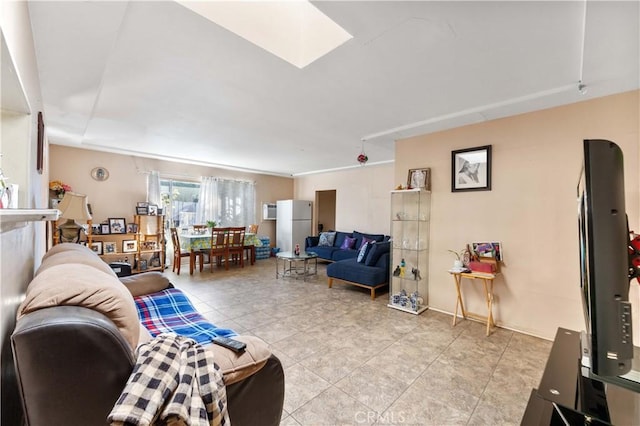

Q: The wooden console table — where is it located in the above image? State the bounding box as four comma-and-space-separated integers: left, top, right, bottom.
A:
449, 270, 497, 336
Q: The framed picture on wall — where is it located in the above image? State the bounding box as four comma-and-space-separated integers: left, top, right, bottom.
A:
451, 145, 492, 192
36, 112, 44, 174
100, 223, 110, 235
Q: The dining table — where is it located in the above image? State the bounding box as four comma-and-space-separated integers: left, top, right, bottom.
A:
180, 231, 261, 274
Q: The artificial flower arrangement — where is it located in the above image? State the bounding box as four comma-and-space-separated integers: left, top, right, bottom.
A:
49, 180, 72, 198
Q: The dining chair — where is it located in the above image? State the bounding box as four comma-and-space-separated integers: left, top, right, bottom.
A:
193, 224, 208, 233
209, 227, 230, 271
170, 227, 202, 275
227, 227, 246, 268
193, 224, 211, 268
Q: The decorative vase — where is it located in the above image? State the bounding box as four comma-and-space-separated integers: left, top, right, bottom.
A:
453, 260, 463, 270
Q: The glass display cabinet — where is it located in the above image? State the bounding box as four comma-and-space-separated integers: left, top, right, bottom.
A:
388, 189, 430, 314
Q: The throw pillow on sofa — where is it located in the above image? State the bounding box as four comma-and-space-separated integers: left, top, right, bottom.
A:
353, 231, 386, 249
357, 242, 372, 263
365, 241, 391, 266
359, 237, 375, 249
340, 236, 356, 250
318, 232, 336, 247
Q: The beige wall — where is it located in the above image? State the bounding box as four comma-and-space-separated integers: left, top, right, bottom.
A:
396, 90, 639, 339
49, 145, 294, 245
295, 163, 394, 235
295, 91, 639, 340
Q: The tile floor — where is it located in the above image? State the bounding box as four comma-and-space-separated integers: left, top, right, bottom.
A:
168, 257, 552, 425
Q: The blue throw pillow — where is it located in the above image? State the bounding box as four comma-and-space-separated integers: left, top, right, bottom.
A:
357, 242, 372, 263
340, 236, 356, 250
318, 232, 336, 247
365, 241, 391, 266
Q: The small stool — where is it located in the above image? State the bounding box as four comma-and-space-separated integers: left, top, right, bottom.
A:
449, 270, 497, 336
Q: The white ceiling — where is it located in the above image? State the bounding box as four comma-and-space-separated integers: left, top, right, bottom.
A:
28, 1, 639, 176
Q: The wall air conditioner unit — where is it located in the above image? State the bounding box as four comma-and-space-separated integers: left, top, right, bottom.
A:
263, 203, 277, 220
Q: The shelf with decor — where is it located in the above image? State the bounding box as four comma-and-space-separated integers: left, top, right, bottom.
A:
89, 232, 139, 266
133, 214, 165, 274
88, 215, 165, 274
388, 188, 430, 315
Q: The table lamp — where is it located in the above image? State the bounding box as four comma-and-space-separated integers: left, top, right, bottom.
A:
57, 192, 92, 243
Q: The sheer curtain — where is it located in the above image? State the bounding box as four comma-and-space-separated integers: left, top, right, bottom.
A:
147, 171, 161, 206
195, 177, 255, 227
196, 176, 217, 225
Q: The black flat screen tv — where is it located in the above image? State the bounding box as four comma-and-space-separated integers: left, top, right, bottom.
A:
578, 139, 634, 377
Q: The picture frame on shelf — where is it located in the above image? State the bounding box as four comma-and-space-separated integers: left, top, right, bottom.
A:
91, 224, 101, 235
100, 223, 110, 235
136, 206, 148, 215
104, 242, 117, 254
150, 256, 161, 267
407, 168, 431, 190
136, 201, 149, 207
141, 240, 157, 250
89, 241, 103, 255
126, 223, 138, 234
122, 239, 138, 253
471, 242, 503, 261
109, 217, 127, 234
451, 145, 492, 192
148, 204, 158, 216
139, 259, 148, 270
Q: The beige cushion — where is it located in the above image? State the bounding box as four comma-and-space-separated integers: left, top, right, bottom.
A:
119, 272, 171, 297
18, 263, 140, 350
203, 335, 271, 385
42, 242, 94, 261
37, 247, 117, 278
138, 324, 152, 347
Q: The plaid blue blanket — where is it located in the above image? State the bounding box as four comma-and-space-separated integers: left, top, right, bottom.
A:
134, 288, 236, 344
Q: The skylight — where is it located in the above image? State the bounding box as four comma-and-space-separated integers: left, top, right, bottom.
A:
176, 0, 353, 69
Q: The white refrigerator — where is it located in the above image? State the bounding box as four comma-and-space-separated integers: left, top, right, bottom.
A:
276, 200, 312, 253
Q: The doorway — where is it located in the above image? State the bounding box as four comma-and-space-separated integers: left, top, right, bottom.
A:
314, 190, 336, 235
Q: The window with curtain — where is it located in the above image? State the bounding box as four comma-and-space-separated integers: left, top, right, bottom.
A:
196, 177, 255, 228
160, 179, 201, 228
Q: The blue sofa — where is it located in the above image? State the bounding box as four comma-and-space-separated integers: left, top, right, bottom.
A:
306, 231, 391, 299
305, 230, 387, 262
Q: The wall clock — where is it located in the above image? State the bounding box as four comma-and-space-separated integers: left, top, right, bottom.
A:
91, 167, 109, 181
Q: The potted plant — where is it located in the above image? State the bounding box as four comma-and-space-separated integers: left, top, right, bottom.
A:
206, 220, 217, 229
448, 249, 467, 270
